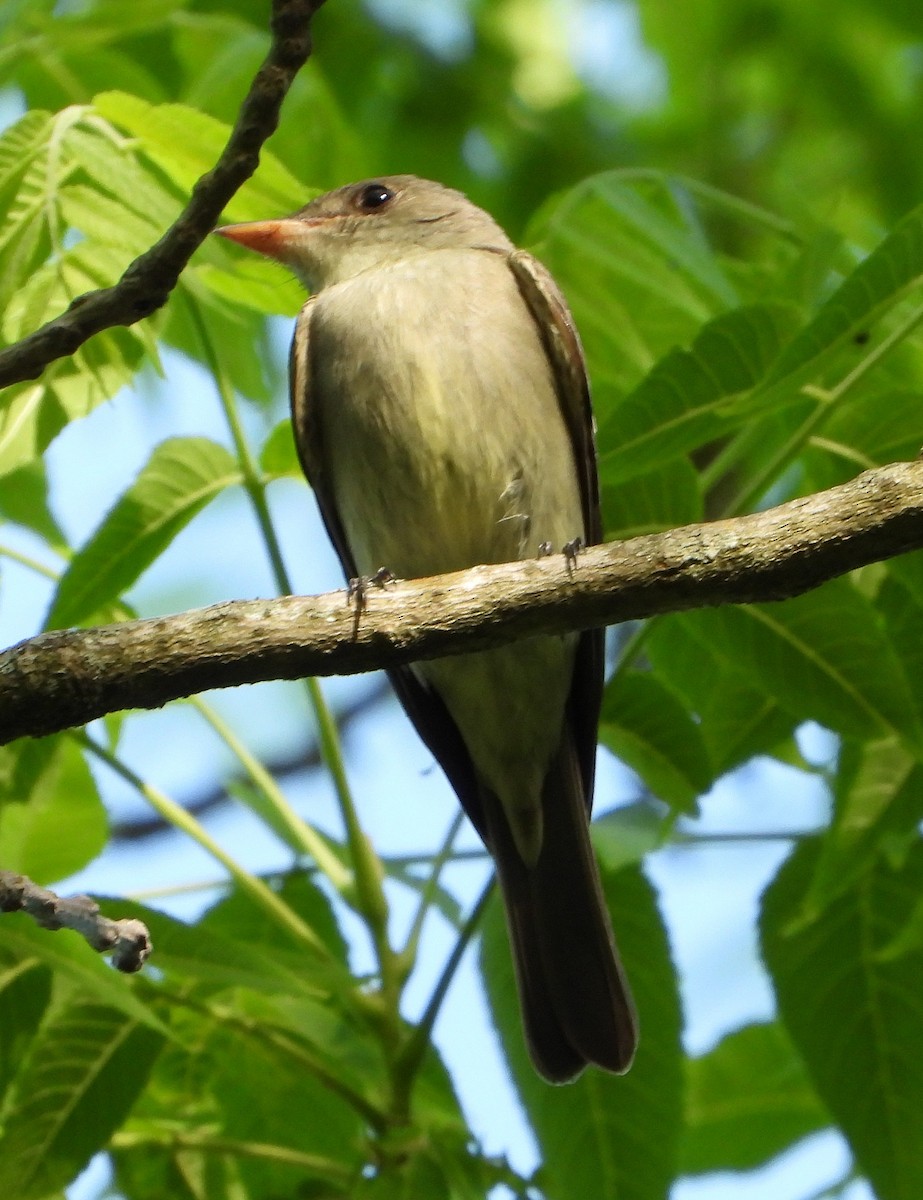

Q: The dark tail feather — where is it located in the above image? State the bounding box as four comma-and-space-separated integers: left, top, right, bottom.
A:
484, 736, 638, 1083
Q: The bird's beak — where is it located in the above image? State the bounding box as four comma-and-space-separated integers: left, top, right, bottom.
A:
215, 218, 305, 264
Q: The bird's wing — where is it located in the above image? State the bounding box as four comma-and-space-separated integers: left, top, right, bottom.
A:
506, 250, 601, 544
289, 294, 485, 835
507, 250, 605, 813
290, 297, 358, 579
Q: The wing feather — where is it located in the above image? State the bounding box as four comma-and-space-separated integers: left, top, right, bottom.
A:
508, 250, 604, 813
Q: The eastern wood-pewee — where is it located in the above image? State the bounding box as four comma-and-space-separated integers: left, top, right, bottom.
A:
217, 176, 638, 1082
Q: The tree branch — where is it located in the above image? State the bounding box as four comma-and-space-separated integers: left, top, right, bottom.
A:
0, 0, 324, 390
0, 871, 152, 971
1, 459, 922, 746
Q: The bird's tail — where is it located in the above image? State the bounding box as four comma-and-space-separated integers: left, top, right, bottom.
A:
483, 735, 638, 1083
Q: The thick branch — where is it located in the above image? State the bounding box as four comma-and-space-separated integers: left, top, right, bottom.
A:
1, 460, 922, 746
0, 0, 324, 389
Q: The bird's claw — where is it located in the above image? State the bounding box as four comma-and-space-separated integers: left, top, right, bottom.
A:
347, 567, 395, 609
563, 537, 584, 573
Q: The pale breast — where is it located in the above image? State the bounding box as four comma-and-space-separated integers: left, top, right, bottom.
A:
308, 248, 584, 580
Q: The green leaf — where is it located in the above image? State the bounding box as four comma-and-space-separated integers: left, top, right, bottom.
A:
422, 1128, 517, 1200
0, 4, 186, 109
350, 1125, 516, 1200
0, 737, 107, 881
0, 387, 110, 483
0, 102, 233, 475
92, 91, 307, 220
107, 898, 334, 999
168, 280, 287, 404
0, 110, 56, 301
889, 551, 923, 609
801, 738, 923, 921
0, 109, 172, 477
879, 567, 923, 721
198, 1004, 363, 1198
62, 118, 182, 231
682, 1022, 829, 1174
353, 1151, 448, 1200
175, 15, 270, 116
57, 180, 164, 254
762, 201, 923, 398
656, 580, 923, 749
0, 109, 53, 199
0, 955, 52, 1110
0, 461, 66, 547
647, 617, 799, 774
0, 1003, 163, 1200
804, 388, 923, 491
761, 838, 923, 1200
600, 456, 702, 539
194, 257, 303, 318
535, 170, 739, 313
592, 801, 664, 874
46, 437, 241, 629
598, 303, 799, 484
259, 417, 302, 479
482, 862, 683, 1200
0, 348, 132, 479
599, 670, 711, 813
0, 105, 170, 365
112, 1131, 243, 1200
529, 172, 741, 416
201, 872, 350, 972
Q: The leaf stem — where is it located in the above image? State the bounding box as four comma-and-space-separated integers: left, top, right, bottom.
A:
723, 299, 923, 515
78, 730, 330, 958
392, 877, 495, 1119
151, 984, 388, 1133
127, 847, 491, 903
0, 542, 61, 579
401, 811, 466, 958
608, 168, 801, 240
111, 1127, 354, 1182
190, 695, 352, 894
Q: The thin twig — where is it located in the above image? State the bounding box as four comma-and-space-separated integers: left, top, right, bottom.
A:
392, 878, 495, 1112
0, 869, 152, 971
0, 0, 324, 389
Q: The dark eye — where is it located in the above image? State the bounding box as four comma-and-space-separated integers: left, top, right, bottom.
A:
355, 183, 394, 211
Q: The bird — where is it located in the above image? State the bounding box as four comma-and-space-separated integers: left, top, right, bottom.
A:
216, 176, 638, 1082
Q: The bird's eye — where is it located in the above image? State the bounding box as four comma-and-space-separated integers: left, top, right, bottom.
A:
355, 183, 394, 212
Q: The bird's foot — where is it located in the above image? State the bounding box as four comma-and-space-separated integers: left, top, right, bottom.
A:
347, 567, 395, 610
563, 537, 584, 573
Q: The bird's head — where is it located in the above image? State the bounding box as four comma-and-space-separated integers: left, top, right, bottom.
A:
216, 175, 512, 292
